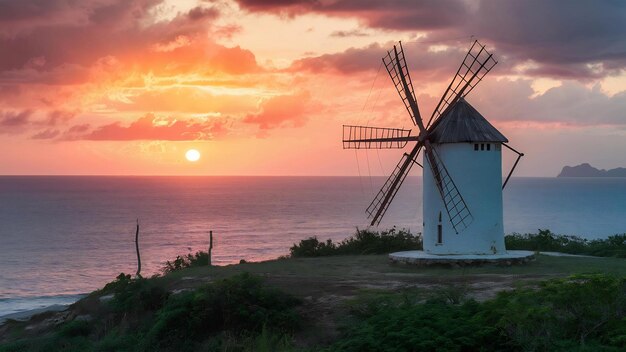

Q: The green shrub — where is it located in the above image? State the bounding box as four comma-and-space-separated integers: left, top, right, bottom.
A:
141, 273, 301, 351
93, 332, 138, 352
506, 229, 626, 258
162, 251, 210, 273
104, 273, 169, 314
290, 227, 422, 257
289, 237, 337, 257
329, 274, 626, 352
481, 274, 626, 350
58, 320, 91, 338
330, 300, 504, 352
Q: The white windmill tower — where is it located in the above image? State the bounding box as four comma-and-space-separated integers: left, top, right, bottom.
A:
342, 40, 527, 262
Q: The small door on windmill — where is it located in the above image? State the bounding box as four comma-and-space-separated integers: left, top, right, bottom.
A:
437, 211, 442, 244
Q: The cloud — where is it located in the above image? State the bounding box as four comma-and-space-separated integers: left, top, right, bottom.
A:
236, 0, 626, 80
0, 109, 32, 126
289, 41, 465, 82
0, 0, 253, 86
236, 0, 462, 29
235, 0, 319, 16
32, 129, 60, 139
1, 108, 76, 136
103, 85, 260, 115
468, 78, 626, 127
0, 109, 33, 133
45, 110, 76, 126
330, 29, 369, 37
243, 91, 312, 129
68, 114, 230, 141
187, 6, 220, 21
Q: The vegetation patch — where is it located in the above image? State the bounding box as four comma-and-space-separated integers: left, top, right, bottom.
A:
506, 229, 626, 258
1, 234, 624, 351
0, 273, 301, 352
329, 274, 626, 351
162, 251, 210, 273
291, 228, 626, 258
290, 227, 422, 257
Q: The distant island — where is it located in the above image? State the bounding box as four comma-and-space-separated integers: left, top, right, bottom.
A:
558, 163, 626, 177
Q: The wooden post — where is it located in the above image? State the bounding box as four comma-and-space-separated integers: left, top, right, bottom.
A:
208, 230, 213, 266
135, 219, 142, 278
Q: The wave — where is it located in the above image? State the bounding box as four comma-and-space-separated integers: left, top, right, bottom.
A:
0, 293, 86, 321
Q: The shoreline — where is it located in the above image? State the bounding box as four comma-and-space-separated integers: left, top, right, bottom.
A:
0, 294, 86, 325
0, 304, 70, 325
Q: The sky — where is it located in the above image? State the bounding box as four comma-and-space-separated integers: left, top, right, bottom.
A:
0, 0, 625, 176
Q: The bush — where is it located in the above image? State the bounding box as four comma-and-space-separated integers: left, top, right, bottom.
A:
100, 273, 170, 314
141, 273, 301, 351
0, 273, 301, 352
58, 320, 92, 338
288, 237, 337, 257
162, 251, 210, 273
330, 299, 504, 352
329, 274, 626, 351
290, 228, 422, 257
506, 229, 626, 258
481, 274, 626, 350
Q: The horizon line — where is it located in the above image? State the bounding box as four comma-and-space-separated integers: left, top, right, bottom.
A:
0, 174, 551, 178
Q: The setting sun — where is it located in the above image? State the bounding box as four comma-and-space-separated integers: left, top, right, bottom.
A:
185, 149, 200, 162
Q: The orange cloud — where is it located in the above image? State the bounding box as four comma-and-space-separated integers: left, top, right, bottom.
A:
243, 91, 313, 129
71, 114, 229, 141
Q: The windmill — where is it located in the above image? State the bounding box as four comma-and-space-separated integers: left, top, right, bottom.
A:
343, 40, 524, 255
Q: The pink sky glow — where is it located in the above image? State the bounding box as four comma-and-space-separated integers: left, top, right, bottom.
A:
1, 0, 625, 176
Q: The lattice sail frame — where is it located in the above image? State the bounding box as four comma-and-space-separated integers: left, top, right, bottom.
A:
382, 42, 420, 126
366, 144, 423, 225
342, 125, 412, 149
426, 145, 473, 234
427, 40, 497, 128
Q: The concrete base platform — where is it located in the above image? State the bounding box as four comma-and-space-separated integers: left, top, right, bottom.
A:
389, 250, 535, 267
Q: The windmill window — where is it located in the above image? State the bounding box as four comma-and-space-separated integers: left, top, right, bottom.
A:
486, 143, 491, 151
480, 143, 485, 150
474, 143, 478, 151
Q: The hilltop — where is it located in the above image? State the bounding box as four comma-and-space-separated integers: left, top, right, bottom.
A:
1, 229, 624, 351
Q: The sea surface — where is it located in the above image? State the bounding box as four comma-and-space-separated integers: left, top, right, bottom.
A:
1, 176, 626, 318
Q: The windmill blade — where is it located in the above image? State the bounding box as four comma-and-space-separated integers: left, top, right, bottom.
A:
427, 40, 497, 129
366, 142, 423, 226
383, 42, 423, 129
424, 142, 473, 234
343, 125, 417, 149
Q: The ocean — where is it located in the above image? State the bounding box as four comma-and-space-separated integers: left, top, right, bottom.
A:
1, 176, 626, 318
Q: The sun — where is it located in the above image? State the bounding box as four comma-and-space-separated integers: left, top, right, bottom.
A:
185, 149, 200, 162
